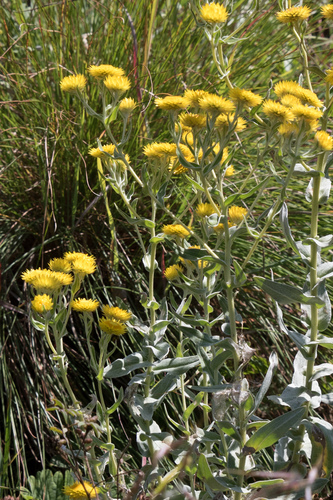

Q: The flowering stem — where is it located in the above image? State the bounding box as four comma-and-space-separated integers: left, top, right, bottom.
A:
292, 149, 325, 462
96, 157, 119, 269
292, 26, 313, 92
234, 404, 247, 500
241, 133, 303, 272
55, 336, 80, 410
44, 321, 57, 356
97, 350, 118, 477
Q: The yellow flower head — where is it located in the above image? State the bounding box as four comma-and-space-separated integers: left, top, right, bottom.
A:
31, 294, 53, 314
228, 205, 247, 225
99, 317, 127, 336
22, 269, 73, 293
199, 94, 235, 115
322, 4, 333, 19
48, 258, 72, 273
119, 97, 136, 116
60, 74, 87, 93
179, 112, 206, 129
201, 2, 228, 24
325, 68, 333, 85
225, 165, 235, 177
63, 480, 99, 499
102, 305, 132, 322
143, 142, 177, 159
104, 75, 130, 96
277, 123, 299, 136
89, 144, 116, 158
64, 252, 96, 277
184, 89, 210, 107
155, 96, 189, 110
88, 64, 125, 80
297, 88, 323, 108
229, 88, 262, 107
71, 298, 100, 312
292, 104, 323, 122
71, 256, 96, 276
315, 130, 333, 151
164, 264, 183, 281
213, 221, 235, 233
215, 113, 246, 132
280, 94, 301, 107
262, 100, 294, 122
196, 203, 218, 218
276, 5, 311, 24
274, 80, 301, 98
162, 224, 190, 239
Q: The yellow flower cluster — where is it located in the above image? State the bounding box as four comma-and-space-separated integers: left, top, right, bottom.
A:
22, 269, 73, 293
88, 64, 124, 79
164, 264, 183, 281
155, 96, 189, 110
98, 305, 131, 336
22, 252, 96, 293
31, 294, 53, 314
315, 131, 333, 151
60, 74, 87, 93
102, 305, 132, 322
262, 80, 324, 137
196, 203, 218, 218
104, 75, 131, 96
229, 206, 247, 225
63, 481, 99, 499
276, 5, 311, 24
64, 252, 96, 277
71, 298, 100, 312
89, 144, 116, 158
322, 5, 333, 19
229, 88, 262, 108
200, 2, 228, 24
60, 64, 131, 102
162, 224, 190, 239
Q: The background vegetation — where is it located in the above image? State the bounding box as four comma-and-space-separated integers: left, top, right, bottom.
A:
1, 0, 333, 496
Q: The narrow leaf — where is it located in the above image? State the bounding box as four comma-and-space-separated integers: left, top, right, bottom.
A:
243, 407, 305, 455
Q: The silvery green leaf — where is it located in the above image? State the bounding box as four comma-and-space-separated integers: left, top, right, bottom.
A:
254, 277, 324, 306
318, 261, 333, 280
303, 235, 333, 248
321, 393, 333, 404
301, 281, 331, 331
279, 202, 300, 256
276, 302, 307, 351
310, 363, 333, 381
296, 241, 311, 266
293, 163, 322, 177
268, 384, 321, 409
146, 341, 169, 359
150, 374, 177, 399
243, 408, 305, 455
153, 356, 199, 375
305, 177, 331, 204
250, 352, 278, 416
104, 353, 151, 379
306, 334, 333, 349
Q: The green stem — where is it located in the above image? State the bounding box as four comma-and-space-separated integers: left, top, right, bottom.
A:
56, 336, 80, 410
241, 133, 303, 272
97, 349, 118, 476
292, 151, 325, 462
292, 26, 313, 92
234, 405, 247, 500
44, 321, 57, 355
